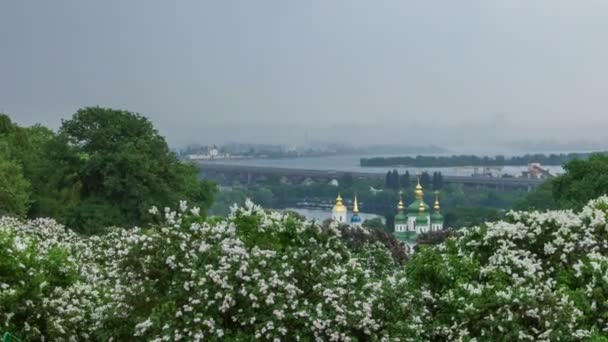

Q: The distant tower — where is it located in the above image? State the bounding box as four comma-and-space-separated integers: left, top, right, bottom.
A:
332, 194, 348, 223
408, 177, 429, 231
394, 191, 408, 232
415, 200, 429, 234
431, 192, 444, 231
350, 195, 362, 225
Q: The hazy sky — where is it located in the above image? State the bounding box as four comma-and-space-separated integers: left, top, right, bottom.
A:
2, 1, 608, 149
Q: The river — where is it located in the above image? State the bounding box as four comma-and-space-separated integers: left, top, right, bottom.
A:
202, 154, 564, 177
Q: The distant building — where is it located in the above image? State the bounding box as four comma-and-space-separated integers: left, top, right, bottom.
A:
522, 163, 552, 179
331, 194, 348, 223
393, 179, 444, 244
350, 195, 362, 225
186, 146, 228, 161
302, 177, 315, 186
394, 194, 407, 233
331, 194, 362, 225
472, 166, 502, 178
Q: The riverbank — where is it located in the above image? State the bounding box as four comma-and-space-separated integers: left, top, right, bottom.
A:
200, 154, 564, 177
360, 153, 598, 168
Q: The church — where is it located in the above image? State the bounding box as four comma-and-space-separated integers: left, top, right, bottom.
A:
331, 194, 362, 225
393, 179, 444, 243
330, 178, 444, 244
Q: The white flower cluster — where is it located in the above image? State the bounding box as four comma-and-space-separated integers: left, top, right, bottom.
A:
404, 196, 608, 340
0, 200, 401, 340
5, 196, 608, 340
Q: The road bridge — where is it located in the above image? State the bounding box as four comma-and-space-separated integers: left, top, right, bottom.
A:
198, 162, 545, 192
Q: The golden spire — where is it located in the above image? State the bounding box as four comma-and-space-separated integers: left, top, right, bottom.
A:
434, 191, 441, 212
397, 190, 404, 211
353, 194, 360, 213
333, 194, 347, 212
415, 176, 424, 199
418, 199, 426, 213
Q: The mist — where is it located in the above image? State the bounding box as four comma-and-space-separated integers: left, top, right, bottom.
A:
2, 0, 608, 150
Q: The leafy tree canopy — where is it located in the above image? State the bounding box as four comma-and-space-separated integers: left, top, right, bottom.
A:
46, 107, 216, 233
517, 154, 608, 212
552, 154, 608, 210
0, 143, 30, 217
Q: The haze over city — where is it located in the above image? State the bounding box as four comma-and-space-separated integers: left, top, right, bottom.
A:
2, 0, 608, 150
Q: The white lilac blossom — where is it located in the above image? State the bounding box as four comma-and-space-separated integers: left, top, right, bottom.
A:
0, 200, 402, 340
5, 197, 608, 340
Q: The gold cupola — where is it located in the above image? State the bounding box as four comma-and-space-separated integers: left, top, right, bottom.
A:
434, 192, 441, 212
353, 194, 360, 214
415, 177, 424, 199
397, 190, 405, 211
333, 194, 347, 213
418, 199, 426, 213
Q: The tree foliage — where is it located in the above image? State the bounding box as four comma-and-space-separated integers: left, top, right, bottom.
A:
0, 145, 30, 217
552, 154, 608, 210
361, 152, 594, 167
384, 169, 400, 190
517, 154, 608, 212
0, 109, 216, 234
0, 115, 43, 217
40, 107, 216, 233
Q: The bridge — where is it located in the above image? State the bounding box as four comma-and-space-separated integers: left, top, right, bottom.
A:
198, 162, 545, 192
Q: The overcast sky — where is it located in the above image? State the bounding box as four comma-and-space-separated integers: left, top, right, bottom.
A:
1, 1, 608, 149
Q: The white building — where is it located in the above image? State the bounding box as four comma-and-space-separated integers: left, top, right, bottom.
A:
331, 194, 348, 223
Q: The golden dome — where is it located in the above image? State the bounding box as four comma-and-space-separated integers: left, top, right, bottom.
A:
434, 192, 441, 212
353, 195, 360, 213
418, 199, 426, 213
415, 177, 424, 199
397, 191, 405, 211
333, 194, 347, 213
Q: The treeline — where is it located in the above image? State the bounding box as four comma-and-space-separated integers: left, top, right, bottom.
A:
0, 108, 216, 234
385, 170, 443, 190
361, 152, 600, 167
211, 170, 523, 229
515, 154, 608, 211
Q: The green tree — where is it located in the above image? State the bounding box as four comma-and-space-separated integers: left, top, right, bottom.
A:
0, 114, 59, 218
400, 171, 410, 189
385, 170, 400, 190
442, 206, 502, 228
340, 172, 354, 188
552, 154, 608, 210
362, 217, 384, 230
384, 213, 395, 233
432, 171, 443, 190
420, 171, 431, 189
0, 144, 31, 217
514, 180, 556, 211
47, 107, 216, 233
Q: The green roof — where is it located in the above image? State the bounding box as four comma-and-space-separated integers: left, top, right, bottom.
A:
407, 199, 429, 214
431, 212, 443, 223
393, 231, 417, 243
416, 214, 428, 225
395, 212, 408, 223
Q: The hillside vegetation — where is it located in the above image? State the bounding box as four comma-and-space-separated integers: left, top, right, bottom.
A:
361, 153, 597, 167
3, 197, 608, 340
4, 108, 608, 340
0, 109, 215, 234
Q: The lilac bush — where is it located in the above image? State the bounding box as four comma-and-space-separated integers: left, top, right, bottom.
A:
4, 197, 608, 340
